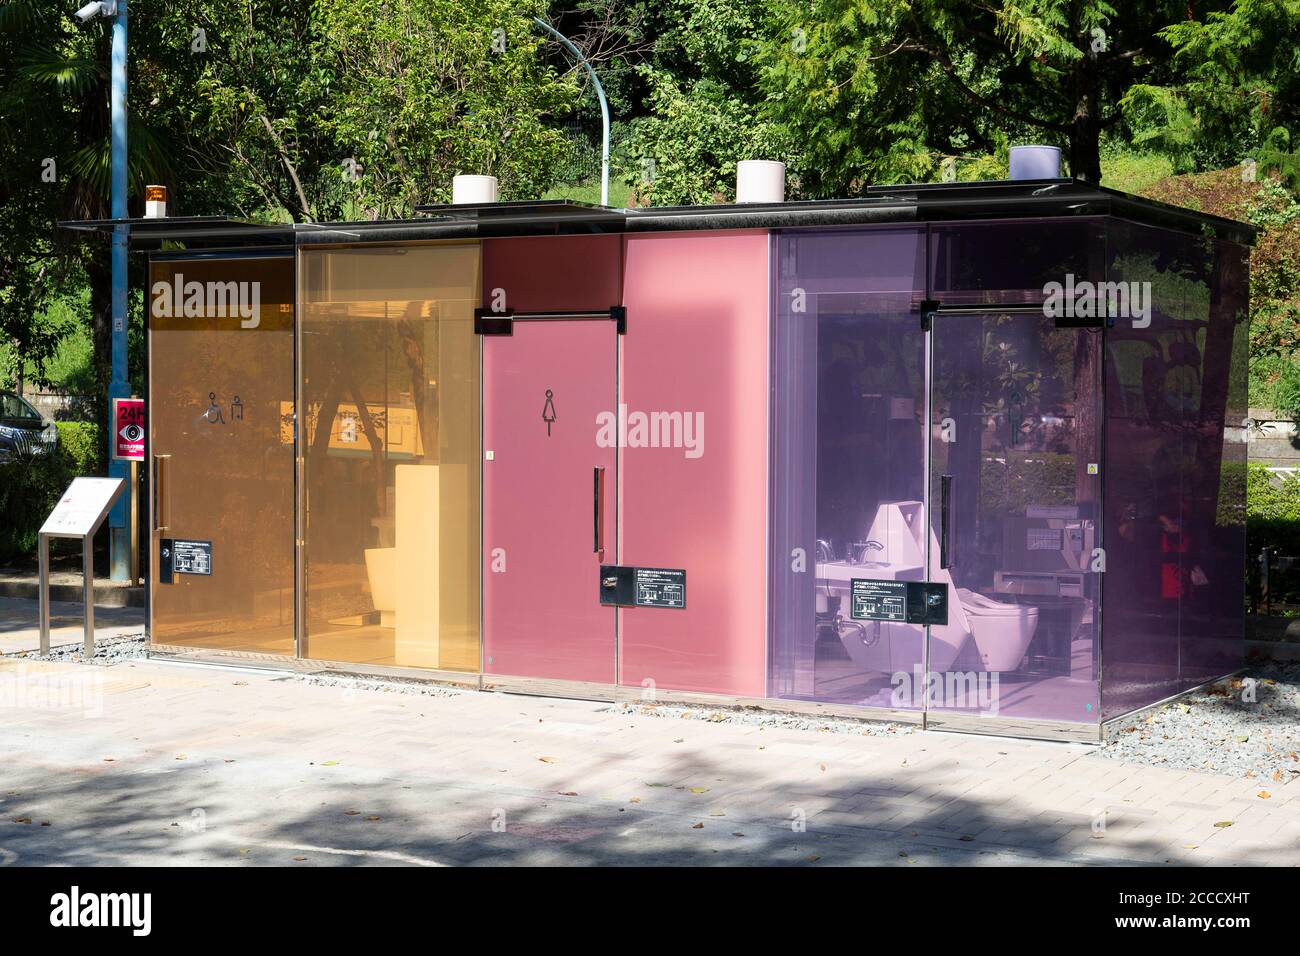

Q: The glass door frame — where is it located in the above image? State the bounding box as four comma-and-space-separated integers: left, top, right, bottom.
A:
923, 304, 1104, 725
147, 248, 298, 657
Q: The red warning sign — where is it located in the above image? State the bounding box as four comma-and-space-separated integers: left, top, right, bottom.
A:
113, 397, 145, 461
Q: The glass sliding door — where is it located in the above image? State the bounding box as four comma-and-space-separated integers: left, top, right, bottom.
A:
298, 242, 482, 670
927, 312, 1102, 721
148, 254, 296, 654
772, 221, 1105, 725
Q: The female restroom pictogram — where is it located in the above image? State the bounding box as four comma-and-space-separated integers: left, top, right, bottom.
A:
542, 388, 556, 436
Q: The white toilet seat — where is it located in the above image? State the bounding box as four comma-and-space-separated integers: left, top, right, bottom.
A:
956, 589, 1039, 671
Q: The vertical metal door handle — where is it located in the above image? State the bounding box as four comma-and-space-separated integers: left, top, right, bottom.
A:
593, 466, 605, 556
154, 454, 171, 532
939, 474, 953, 570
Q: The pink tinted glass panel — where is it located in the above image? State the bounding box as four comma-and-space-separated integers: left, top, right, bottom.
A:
482, 236, 622, 313
618, 232, 769, 696
483, 319, 617, 682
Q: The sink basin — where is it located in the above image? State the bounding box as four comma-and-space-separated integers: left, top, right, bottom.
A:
816, 559, 923, 592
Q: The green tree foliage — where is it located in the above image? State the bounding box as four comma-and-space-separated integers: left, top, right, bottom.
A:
618, 0, 786, 204
0, 1, 85, 390
1122, 0, 1300, 178
757, 0, 1220, 195
1246, 463, 1300, 604
0, 421, 99, 562
315, 0, 578, 217
0, 0, 583, 447
1138, 166, 1300, 417
1, 0, 221, 444
4, 0, 1300, 413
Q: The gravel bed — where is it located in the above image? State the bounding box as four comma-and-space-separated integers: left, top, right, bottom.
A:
1098, 662, 1300, 782
9, 632, 149, 665
294, 671, 469, 699
607, 701, 917, 737
289, 672, 913, 736
288, 671, 918, 737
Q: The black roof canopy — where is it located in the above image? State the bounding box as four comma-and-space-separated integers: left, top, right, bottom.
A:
59, 178, 1257, 250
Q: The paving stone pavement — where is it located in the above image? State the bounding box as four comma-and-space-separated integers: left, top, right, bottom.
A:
0, 596, 144, 655
0, 655, 1297, 866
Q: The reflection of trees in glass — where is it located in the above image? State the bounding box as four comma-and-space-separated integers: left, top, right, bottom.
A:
934, 314, 1093, 574
974, 315, 1077, 453
307, 313, 388, 514
817, 311, 920, 545
395, 302, 436, 460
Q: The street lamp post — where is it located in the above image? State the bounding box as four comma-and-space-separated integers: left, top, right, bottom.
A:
108, 0, 129, 582
76, 1, 130, 582
532, 17, 610, 207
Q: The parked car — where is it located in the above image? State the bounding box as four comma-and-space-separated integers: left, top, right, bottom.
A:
0, 390, 58, 461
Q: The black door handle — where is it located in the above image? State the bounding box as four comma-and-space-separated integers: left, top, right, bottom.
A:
939, 474, 953, 570
593, 466, 605, 556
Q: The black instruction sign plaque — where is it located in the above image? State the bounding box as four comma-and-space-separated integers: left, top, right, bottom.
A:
172, 539, 213, 576
634, 567, 685, 608
851, 579, 948, 626
851, 579, 908, 622
599, 565, 686, 609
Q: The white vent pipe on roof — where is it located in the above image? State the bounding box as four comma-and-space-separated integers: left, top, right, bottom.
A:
452, 175, 499, 204
736, 160, 786, 203
1008, 145, 1062, 180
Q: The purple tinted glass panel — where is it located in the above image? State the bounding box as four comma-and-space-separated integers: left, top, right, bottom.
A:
928, 313, 1102, 722
1101, 221, 1248, 719
930, 218, 1106, 306
770, 227, 928, 708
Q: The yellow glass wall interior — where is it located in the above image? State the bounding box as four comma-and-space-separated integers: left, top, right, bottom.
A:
148, 255, 295, 654
299, 242, 481, 670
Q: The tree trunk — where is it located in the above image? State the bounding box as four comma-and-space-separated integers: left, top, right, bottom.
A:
1190, 243, 1247, 540
1070, 52, 1104, 183
1070, 118, 1103, 183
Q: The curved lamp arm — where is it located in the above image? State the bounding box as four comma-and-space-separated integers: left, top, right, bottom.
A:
532, 16, 611, 208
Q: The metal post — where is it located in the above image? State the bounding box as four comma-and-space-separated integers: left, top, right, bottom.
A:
107, 0, 131, 581
129, 457, 139, 583
533, 17, 610, 207
38, 534, 51, 655
83, 534, 96, 658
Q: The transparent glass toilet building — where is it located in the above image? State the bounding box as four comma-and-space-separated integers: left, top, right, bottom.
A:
83, 179, 1252, 740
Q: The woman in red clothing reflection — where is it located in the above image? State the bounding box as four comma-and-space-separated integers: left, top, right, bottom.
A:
1157, 498, 1209, 603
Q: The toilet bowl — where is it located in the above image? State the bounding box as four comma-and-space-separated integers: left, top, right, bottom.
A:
363, 547, 397, 628
957, 589, 1038, 671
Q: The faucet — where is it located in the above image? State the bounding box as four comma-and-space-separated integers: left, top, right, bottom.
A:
816, 539, 834, 562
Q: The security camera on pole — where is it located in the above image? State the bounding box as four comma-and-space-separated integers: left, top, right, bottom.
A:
74, 0, 132, 583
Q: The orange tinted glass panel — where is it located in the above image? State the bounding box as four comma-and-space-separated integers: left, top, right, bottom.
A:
299, 243, 481, 670
148, 255, 295, 654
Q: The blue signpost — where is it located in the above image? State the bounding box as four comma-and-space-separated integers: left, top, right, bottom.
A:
107, 1, 130, 581
76, 1, 132, 579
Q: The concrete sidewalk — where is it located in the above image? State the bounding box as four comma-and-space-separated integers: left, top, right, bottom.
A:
1, 653, 1296, 866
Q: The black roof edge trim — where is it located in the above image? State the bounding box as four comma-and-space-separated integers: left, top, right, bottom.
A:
56, 178, 1257, 246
